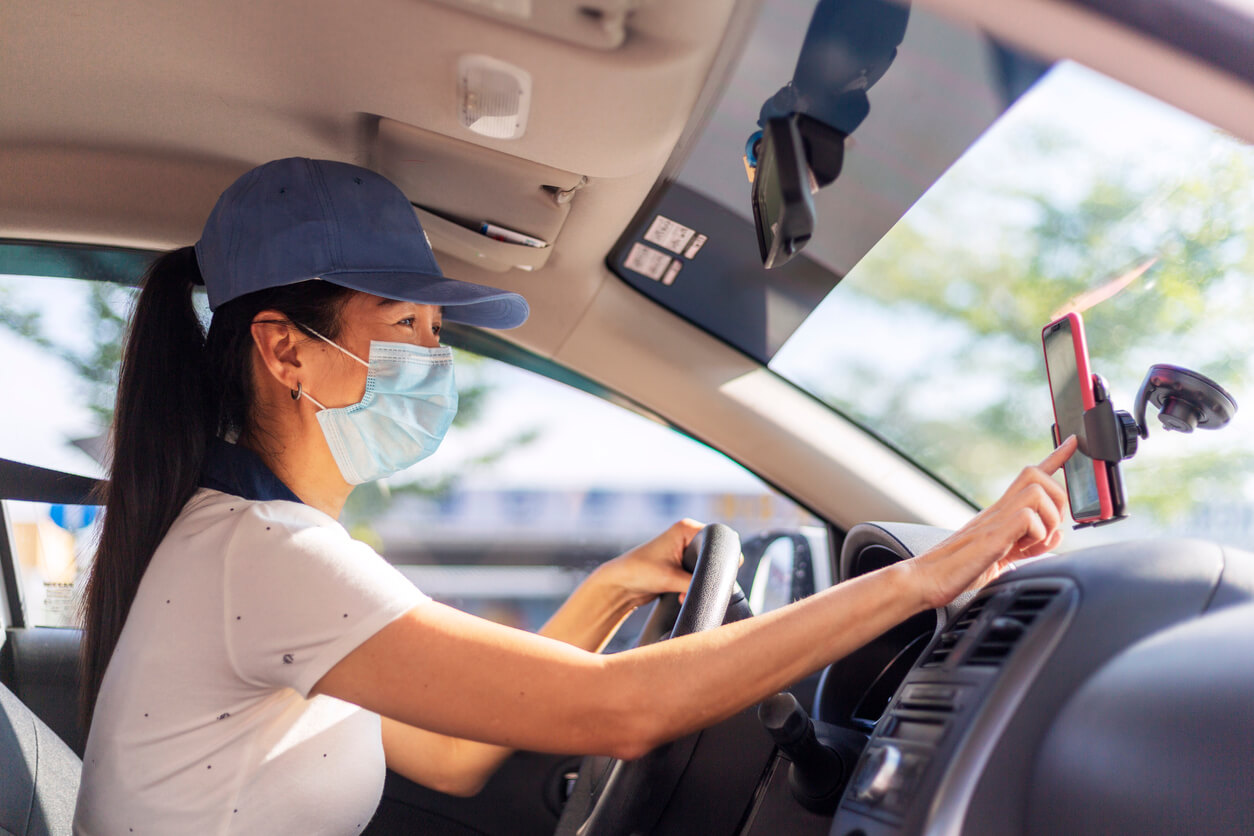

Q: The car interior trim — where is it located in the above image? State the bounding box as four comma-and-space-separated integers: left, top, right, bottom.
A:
0, 239, 154, 286
1064, 0, 1254, 85
0, 503, 25, 631
917, 581, 1080, 836
917, 0, 1254, 146
0, 460, 98, 507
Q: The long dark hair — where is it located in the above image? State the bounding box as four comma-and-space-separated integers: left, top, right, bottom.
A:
81, 246, 355, 726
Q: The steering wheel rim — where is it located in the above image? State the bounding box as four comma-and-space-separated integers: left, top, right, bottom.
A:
553, 523, 744, 836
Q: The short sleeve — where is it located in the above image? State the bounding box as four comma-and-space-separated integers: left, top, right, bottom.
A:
223, 501, 427, 696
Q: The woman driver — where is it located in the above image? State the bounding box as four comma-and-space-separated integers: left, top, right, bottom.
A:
73, 157, 1076, 834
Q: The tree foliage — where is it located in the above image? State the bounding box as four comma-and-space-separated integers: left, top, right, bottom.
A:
0, 282, 134, 424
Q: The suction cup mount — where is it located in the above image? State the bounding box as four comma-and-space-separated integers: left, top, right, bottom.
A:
1076, 364, 1238, 467
1132, 364, 1238, 438
1053, 364, 1237, 531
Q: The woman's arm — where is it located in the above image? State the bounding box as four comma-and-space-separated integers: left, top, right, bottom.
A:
380, 521, 701, 795
328, 440, 1074, 770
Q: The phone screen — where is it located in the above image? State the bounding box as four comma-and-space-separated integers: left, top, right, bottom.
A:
1043, 318, 1104, 521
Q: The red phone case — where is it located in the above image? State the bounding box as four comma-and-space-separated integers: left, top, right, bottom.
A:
1043, 312, 1114, 523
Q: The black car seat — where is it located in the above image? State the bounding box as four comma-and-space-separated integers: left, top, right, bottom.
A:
0, 681, 80, 836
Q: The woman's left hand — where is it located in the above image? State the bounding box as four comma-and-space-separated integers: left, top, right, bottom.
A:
595, 518, 705, 608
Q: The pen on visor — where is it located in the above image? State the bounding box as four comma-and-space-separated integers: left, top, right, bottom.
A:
479, 222, 548, 249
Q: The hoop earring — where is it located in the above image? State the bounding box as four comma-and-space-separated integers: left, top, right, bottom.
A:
291, 382, 302, 401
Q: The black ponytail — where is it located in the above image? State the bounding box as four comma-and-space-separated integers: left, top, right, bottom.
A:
81, 248, 357, 727
81, 247, 212, 725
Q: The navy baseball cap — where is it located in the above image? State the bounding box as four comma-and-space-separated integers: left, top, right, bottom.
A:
194, 157, 529, 329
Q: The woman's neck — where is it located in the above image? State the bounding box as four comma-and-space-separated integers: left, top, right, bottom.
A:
238, 423, 352, 519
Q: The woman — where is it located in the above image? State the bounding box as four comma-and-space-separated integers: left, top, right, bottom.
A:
73, 158, 1075, 834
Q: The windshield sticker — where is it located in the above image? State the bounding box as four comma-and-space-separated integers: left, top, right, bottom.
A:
662, 261, 682, 286
643, 215, 698, 254
683, 234, 708, 260
624, 242, 673, 280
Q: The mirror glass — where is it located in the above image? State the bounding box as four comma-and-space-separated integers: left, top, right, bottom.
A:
749, 535, 796, 613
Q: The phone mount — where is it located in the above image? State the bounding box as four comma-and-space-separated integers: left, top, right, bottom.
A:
743, 0, 909, 267
1053, 364, 1239, 528
747, 0, 909, 174
1133, 364, 1238, 436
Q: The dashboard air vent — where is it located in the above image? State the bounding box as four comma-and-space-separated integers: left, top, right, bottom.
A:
965, 587, 1060, 667
922, 597, 988, 667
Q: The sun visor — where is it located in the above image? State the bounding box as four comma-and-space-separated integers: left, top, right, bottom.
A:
424, 0, 639, 50
373, 117, 586, 273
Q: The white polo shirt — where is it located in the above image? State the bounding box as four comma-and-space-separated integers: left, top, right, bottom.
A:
74, 442, 427, 835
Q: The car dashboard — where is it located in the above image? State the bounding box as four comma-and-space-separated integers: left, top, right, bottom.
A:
738, 523, 1254, 836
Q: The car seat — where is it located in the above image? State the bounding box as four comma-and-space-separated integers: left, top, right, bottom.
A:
0, 681, 79, 836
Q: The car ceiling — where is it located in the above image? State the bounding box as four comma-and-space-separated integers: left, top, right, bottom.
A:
2, 0, 1251, 530
0, 0, 749, 351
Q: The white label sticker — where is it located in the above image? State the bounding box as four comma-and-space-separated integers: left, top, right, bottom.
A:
624, 242, 673, 280
683, 234, 708, 260
661, 260, 682, 286
644, 215, 697, 254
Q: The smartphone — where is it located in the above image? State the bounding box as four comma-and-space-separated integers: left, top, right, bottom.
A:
1042, 313, 1114, 524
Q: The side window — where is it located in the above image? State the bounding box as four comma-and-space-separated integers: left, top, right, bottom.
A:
1, 270, 120, 628
3, 501, 98, 627
339, 350, 826, 646
0, 267, 825, 634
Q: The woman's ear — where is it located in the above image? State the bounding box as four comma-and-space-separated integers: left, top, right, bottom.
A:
250, 311, 304, 391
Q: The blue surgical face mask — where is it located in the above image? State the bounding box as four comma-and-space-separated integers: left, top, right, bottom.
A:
298, 328, 458, 485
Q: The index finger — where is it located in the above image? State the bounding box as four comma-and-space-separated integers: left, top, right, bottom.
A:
1039, 435, 1079, 475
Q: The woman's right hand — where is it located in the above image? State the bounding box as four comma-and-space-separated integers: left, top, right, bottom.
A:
904, 435, 1078, 610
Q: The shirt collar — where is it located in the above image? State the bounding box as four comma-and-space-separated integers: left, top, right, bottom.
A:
200, 438, 303, 504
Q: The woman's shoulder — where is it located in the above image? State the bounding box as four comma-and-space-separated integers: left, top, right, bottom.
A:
184, 487, 338, 525
173, 488, 356, 553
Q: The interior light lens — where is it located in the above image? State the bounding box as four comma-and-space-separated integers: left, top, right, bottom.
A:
458, 54, 532, 140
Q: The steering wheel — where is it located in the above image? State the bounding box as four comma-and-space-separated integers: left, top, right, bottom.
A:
553, 523, 748, 836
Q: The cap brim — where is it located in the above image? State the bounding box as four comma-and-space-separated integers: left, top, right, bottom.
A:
319, 269, 529, 329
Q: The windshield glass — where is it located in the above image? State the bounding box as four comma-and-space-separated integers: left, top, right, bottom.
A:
769, 60, 1254, 549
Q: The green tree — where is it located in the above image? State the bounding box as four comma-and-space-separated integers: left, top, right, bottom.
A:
0, 281, 134, 424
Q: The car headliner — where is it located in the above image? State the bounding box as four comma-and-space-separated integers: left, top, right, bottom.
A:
1, 0, 1251, 530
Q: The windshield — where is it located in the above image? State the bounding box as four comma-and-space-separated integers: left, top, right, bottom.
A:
770, 60, 1253, 549
632, 1, 1254, 549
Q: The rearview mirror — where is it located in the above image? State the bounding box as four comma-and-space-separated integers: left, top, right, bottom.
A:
752, 116, 817, 269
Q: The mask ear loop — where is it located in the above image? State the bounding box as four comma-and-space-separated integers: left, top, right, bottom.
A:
255, 319, 365, 411
299, 325, 370, 367
294, 325, 367, 411
252, 318, 369, 366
